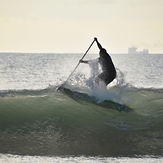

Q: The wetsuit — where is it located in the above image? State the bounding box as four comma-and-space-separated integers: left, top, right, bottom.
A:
94, 37, 116, 85
96, 49, 116, 85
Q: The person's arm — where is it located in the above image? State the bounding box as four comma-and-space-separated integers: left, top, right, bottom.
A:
94, 37, 103, 50
79, 59, 89, 64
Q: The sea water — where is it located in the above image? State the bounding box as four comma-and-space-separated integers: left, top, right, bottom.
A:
0, 52, 163, 162
0, 53, 162, 90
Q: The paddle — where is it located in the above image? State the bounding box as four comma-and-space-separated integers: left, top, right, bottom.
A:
58, 39, 95, 89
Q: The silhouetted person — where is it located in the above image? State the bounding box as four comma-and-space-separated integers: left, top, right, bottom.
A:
80, 37, 116, 86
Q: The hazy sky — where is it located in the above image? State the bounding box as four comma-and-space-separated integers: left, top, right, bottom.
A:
0, 0, 163, 53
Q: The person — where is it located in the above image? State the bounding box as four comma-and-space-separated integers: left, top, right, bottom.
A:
80, 37, 116, 86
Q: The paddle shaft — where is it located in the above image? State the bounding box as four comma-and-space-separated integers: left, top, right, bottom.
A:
64, 39, 95, 83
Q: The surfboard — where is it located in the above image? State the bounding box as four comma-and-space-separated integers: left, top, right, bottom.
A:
58, 86, 132, 112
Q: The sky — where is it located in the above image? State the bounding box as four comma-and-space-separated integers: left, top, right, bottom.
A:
0, 0, 163, 53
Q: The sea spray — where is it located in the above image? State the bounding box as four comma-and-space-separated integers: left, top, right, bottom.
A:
87, 59, 129, 104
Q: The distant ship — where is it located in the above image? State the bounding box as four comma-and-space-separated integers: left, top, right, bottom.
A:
128, 46, 149, 54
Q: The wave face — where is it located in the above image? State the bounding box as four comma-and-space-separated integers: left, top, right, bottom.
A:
0, 86, 163, 157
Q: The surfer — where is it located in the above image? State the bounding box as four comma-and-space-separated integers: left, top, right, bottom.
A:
80, 37, 116, 86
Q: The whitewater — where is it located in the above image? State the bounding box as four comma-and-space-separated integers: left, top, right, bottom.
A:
0, 52, 163, 162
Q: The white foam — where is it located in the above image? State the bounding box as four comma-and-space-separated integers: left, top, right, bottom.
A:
0, 154, 162, 163
86, 59, 129, 104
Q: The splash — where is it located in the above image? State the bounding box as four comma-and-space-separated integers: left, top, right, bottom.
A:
63, 59, 131, 105
86, 60, 130, 104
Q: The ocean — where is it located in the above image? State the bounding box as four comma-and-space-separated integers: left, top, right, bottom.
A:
0, 52, 163, 162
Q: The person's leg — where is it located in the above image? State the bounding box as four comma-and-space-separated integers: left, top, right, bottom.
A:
96, 73, 115, 86
95, 73, 107, 86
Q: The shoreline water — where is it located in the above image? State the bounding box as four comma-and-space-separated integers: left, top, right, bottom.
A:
0, 154, 163, 163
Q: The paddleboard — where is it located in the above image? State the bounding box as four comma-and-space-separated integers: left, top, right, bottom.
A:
58, 86, 132, 112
